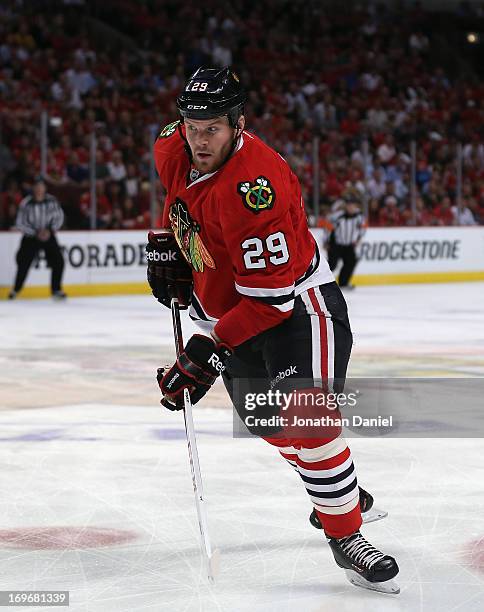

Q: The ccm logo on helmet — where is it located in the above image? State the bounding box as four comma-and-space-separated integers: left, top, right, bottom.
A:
187, 105, 208, 110
147, 250, 178, 262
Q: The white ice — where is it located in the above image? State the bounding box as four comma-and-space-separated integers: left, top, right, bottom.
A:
0, 283, 484, 612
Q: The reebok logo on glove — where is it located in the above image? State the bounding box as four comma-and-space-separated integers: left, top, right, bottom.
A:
146, 250, 178, 262
166, 372, 180, 388
146, 230, 193, 310
158, 334, 233, 410
208, 353, 225, 373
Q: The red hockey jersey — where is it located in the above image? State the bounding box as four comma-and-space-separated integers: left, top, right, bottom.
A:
154, 121, 333, 347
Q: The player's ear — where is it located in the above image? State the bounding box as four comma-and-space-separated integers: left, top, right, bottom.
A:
237, 116, 245, 132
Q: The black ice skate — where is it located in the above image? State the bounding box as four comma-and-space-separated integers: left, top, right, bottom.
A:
327, 530, 399, 594
52, 291, 67, 301
309, 487, 388, 529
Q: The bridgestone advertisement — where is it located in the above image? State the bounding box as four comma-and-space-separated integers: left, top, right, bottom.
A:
312, 226, 484, 275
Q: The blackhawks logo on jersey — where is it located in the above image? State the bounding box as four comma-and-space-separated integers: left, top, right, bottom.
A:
237, 176, 276, 214
169, 198, 216, 273
158, 120, 180, 139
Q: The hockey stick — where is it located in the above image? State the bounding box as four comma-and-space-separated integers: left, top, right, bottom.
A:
170, 298, 220, 582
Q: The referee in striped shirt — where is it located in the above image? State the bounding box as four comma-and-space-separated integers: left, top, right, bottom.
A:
8, 177, 67, 300
327, 193, 367, 289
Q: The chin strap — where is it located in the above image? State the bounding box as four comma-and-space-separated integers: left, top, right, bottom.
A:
223, 124, 243, 165
178, 121, 194, 165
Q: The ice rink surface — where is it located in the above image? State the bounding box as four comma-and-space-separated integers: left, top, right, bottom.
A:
1, 283, 484, 612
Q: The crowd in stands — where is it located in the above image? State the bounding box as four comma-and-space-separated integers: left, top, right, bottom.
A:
1, 0, 484, 231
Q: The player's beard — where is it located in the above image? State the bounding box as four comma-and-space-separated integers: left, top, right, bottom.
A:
192, 137, 236, 174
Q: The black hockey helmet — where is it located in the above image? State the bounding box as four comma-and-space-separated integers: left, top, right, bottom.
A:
176, 67, 246, 128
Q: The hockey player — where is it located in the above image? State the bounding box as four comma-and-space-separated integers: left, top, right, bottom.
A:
146, 67, 399, 593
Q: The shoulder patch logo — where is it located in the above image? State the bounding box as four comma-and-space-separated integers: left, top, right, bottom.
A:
169, 198, 216, 273
237, 176, 276, 214
158, 120, 180, 139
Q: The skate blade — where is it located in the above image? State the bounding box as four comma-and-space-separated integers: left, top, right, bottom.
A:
362, 507, 388, 524
345, 570, 400, 594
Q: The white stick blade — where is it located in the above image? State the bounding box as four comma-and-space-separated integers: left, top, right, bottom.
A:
207, 548, 221, 583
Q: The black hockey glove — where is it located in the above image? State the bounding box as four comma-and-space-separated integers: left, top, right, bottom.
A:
146, 230, 193, 309
157, 334, 232, 410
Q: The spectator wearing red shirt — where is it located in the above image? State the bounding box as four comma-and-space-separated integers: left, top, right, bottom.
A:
325, 160, 348, 200
378, 195, 402, 226
118, 197, 142, 229
368, 198, 382, 227
433, 196, 454, 226
340, 108, 361, 138
415, 197, 435, 226
80, 180, 112, 228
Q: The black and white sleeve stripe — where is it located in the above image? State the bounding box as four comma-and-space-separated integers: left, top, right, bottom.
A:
235, 283, 295, 312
